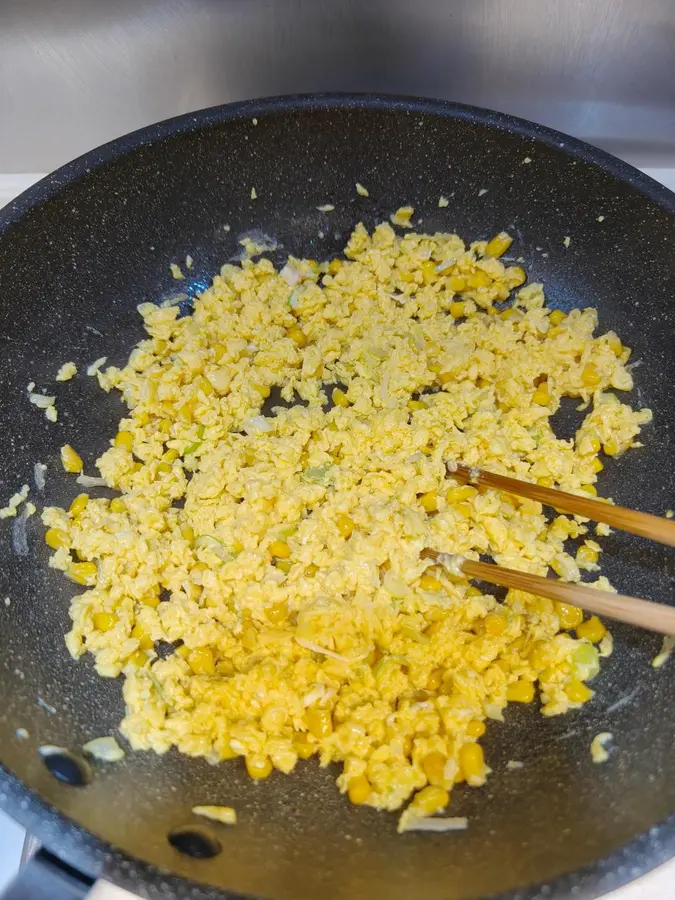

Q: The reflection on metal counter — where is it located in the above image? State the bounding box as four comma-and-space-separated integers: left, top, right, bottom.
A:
0, 0, 674, 172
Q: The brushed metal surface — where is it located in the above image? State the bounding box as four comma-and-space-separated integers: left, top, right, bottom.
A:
1, 0, 674, 172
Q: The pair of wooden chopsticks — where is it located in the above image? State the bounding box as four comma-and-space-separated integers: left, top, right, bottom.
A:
424, 463, 675, 635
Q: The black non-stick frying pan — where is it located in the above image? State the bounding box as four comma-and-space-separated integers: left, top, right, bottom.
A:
1, 94, 675, 900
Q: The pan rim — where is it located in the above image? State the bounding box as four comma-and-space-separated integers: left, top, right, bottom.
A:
1, 90, 675, 900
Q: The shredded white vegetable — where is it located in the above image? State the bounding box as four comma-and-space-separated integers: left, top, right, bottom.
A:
399, 816, 468, 833
87, 357, 107, 377
76, 474, 107, 487
28, 392, 56, 409
192, 805, 237, 825
83, 736, 126, 762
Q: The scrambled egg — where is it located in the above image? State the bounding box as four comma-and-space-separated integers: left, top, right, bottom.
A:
42, 222, 651, 827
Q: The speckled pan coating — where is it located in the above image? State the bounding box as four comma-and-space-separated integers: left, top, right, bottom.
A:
1, 94, 675, 900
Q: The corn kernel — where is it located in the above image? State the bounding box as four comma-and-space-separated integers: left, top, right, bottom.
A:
466, 269, 492, 289
422, 751, 448, 787
232, 538, 244, 554
590, 457, 604, 473
114, 431, 134, 452
332, 388, 350, 408
579, 483, 597, 496
253, 383, 271, 399
128, 650, 149, 667
188, 647, 215, 675
449, 275, 467, 293
556, 602, 584, 629
293, 733, 315, 759
407, 399, 428, 412
288, 325, 308, 348
576, 545, 599, 567
582, 363, 601, 387
421, 260, 437, 284
455, 501, 472, 518
549, 309, 565, 326
69, 493, 89, 517
336, 514, 355, 538
347, 774, 371, 805
426, 668, 444, 691
274, 559, 292, 574
45, 527, 69, 550
577, 615, 606, 644
305, 563, 319, 577
241, 623, 258, 650
419, 490, 438, 513
305, 707, 333, 739
131, 624, 154, 651
140, 593, 160, 608
93, 612, 118, 632
466, 719, 486, 738
603, 437, 620, 456
328, 258, 342, 275
532, 388, 550, 406
410, 785, 449, 815
60, 444, 84, 474
419, 573, 443, 592
564, 678, 593, 704
607, 333, 623, 356
537, 476, 554, 487
446, 485, 477, 504
484, 614, 507, 636
110, 497, 126, 514
459, 742, 485, 785
485, 231, 513, 258
67, 561, 97, 586
246, 755, 273, 780
269, 540, 291, 559
265, 601, 288, 624
181, 524, 195, 543
506, 680, 535, 703
506, 266, 526, 287
156, 461, 172, 475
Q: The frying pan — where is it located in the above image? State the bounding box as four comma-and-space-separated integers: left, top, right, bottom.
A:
1, 94, 675, 900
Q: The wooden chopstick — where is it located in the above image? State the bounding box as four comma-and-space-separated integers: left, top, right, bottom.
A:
449, 463, 675, 549
423, 551, 675, 635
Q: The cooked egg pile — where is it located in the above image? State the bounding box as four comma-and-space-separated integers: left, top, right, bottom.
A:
42, 222, 651, 828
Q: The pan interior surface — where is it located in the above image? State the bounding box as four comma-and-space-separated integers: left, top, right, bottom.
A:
1, 97, 675, 900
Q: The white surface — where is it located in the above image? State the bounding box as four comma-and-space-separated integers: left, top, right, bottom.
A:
1, 170, 674, 898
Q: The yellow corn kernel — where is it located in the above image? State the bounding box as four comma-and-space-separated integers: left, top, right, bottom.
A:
420, 260, 437, 284
466, 719, 486, 738
180, 524, 195, 543
60, 444, 84, 474
269, 540, 291, 559
564, 678, 593, 704
140, 593, 160, 608
69, 493, 89, 516
305, 707, 333, 739
537, 476, 554, 488
590, 457, 604, 474
454, 501, 472, 518
484, 614, 507, 636
579, 483, 597, 496
582, 363, 601, 387
287, 325, 308, 348
399, 270, 414, 283
232, 538, 244, 554
131, 624, 154, 651
607, 333, 623, 356
156, 461, 172, 475
175, 645, 190, 659
246, 755, 273, 780
265, 601, 288, 624
411, 785, 449, 815
446, 485, 477, 505
128, 650, 148, 667
532, 388, 550, 406
556, 602, 584, 630
275, 559, 292, 574
449, 275, 467, 293
549, 309, 565, 326
500, 307, 523, 321
114, 431, 134, 452
506, 266, 526, 286
241, 623, 257, 650
188, 647, 215, 675
419, 490, 438, 513
347, 774, 371, 805
459, 742, 485, 785
506, 680, 535, 703
328, 258, 342, 275
67, 561, 97, 586
305, 563, 319, 577
577, 615, 606, 644
93, 612, 118, 632
422, 751, 448, 787
109, 497, 126, 514
336, 514, 355, 539
576, 545, 599, 567
177, 398, 196, 424
195, 374, 215, 396
293, 732, 315, 759
446, 300, 466, 319
332, 387, 350, 408
426, 668, 444, 691
466, 269, 492, 289
407, 399, 428, 412
528, 641, 551, 670
252, 383, 271, 399
427, 363, 443, 375
45, 527, 69, 550
419, 573, 443, 592
603, 437, 620, 456
485, 231, 513, 258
